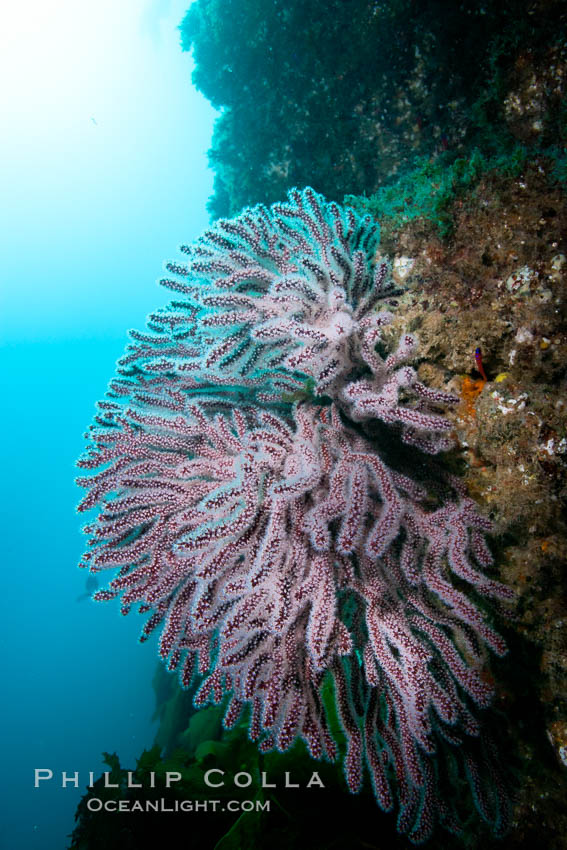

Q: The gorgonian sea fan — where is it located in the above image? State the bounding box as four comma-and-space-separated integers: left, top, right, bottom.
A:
78, 188, 513, 843
114, 186, 386, 399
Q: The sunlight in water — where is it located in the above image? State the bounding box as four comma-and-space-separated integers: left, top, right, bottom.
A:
0, 1, 154, 145
0, 0, 212, 341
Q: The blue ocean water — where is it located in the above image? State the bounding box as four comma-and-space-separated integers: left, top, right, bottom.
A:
0, 3, 215, 847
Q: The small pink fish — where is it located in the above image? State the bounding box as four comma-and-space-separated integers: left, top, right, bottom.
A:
474, 347, 488, 381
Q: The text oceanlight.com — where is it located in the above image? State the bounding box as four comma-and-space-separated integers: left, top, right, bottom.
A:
33, 768, 327, 815
85, 798, 270, 814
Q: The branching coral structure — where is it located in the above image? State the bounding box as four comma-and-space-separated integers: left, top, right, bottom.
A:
78, 188, 513, 843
